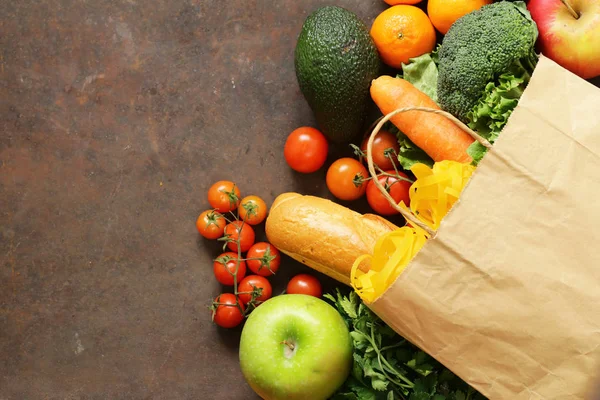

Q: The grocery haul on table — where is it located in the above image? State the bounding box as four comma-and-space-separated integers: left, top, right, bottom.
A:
195, 1, 600, 399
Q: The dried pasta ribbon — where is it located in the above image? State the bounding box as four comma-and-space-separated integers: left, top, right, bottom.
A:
351, 226, 428, 303
404, 160, 476, 231
351, 160, 475, 303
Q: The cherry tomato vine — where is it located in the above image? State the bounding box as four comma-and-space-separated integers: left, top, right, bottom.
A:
336, 142, 417, 216
200, 186, 279, 329
351, 144, 414, 187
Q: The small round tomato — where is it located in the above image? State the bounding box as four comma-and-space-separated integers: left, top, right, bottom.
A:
326, 158, 369, 201
246, 242, 281, 276
224, 221, 255, 253
366, 171, 412, 216
360, 130, 400, 171
212, 293, 245, 329
286, 274, 322, 298
213, 252, 247, 286
238, 196, 267, 225
284, 127, 329, 173
196, 210, 226, 239
238, 275, 273, 305
208, 181, 241, 213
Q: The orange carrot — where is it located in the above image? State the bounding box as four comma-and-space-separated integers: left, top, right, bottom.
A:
370, 75, 474, 164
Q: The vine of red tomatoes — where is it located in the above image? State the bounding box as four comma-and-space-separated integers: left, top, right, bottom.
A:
197, 181, 321, 329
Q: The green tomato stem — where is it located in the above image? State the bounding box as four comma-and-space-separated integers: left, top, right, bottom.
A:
232, 219, 243, 314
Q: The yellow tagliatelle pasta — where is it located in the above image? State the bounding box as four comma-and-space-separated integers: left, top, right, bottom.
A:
351, 226, 429, 303
351, 160, 475, 303
405, 160, 476, 231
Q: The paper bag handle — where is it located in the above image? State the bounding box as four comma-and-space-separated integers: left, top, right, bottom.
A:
365, 107, 492, 236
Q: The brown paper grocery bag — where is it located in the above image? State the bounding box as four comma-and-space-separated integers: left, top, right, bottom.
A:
368, 55, 600, 400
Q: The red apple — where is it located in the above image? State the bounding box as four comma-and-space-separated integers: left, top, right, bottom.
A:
528, 0, 600, 79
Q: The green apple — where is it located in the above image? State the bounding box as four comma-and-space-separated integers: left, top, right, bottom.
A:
239, 294, 353, 400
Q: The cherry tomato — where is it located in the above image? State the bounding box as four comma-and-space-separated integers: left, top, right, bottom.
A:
196, 210, 226, 240
366, 171, 412, 216
213, 252, 247, 286
360, 130, 400, 171
238, 195, 267, 225
212, 293, 245, 329
284, 127, 329, 173
208, 181, 241, 213
326, 158, 369, 201
224, 221, 255, 252
238, 275, 273, 305
246, 242, 281, 276
286, 274, 322, 298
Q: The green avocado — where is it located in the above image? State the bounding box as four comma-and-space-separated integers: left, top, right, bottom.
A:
294, 6, 381, 143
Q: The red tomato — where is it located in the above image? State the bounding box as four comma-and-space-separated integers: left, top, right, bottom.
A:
360, 130, 400, 171
213, 252, 247, 286
208, 181, 241, 213
326, 158, 369, 201
212, 293, 245, 329
238, 195, 267, 225
246, 242, 281, 276
238, 275, 273, 305
196, 210, 226, 240
366, 171, 412, 216
286, 274, 322, 298
224, 221, 255, 252
284, 127, 329, 173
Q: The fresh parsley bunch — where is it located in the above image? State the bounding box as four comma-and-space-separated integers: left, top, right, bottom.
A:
325, 289, 486, 400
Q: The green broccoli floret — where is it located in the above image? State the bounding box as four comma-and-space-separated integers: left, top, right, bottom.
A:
437, 1, 539, 122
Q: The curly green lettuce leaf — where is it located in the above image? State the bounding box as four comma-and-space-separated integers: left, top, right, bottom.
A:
466, 141, 489, 166
465, 59, 534, 165
400, 52, 440, 104
467, 73, 525, 139
393, 126, 434, 170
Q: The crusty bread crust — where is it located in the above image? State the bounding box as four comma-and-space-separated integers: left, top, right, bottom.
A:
265, 192, 398, 286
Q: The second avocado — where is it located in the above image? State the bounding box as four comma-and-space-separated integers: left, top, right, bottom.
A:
295, 6, 381, 144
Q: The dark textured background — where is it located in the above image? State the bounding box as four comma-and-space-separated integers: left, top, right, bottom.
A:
0, 1, 388, 399
1, 1, 599, 399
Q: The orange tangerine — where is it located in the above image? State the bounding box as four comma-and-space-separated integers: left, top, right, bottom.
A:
370, 5, 436, 69
383, 0, 423, 4
427, 0, 493, 35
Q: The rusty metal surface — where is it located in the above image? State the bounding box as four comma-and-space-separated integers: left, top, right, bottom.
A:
0, 1, 387, 399
2, 1, 600, 399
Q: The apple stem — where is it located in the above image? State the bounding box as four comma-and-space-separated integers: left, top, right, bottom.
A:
281, 340, 295, 351
560, 0, 580, 19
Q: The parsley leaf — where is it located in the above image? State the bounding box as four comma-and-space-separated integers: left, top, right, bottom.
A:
340, 296, 358, 319
325, 289, 486, 400
410, 393, 432, 400
454, 391, 466, 400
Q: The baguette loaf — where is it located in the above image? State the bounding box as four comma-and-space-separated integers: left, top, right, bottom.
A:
265, 192, 399, 286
